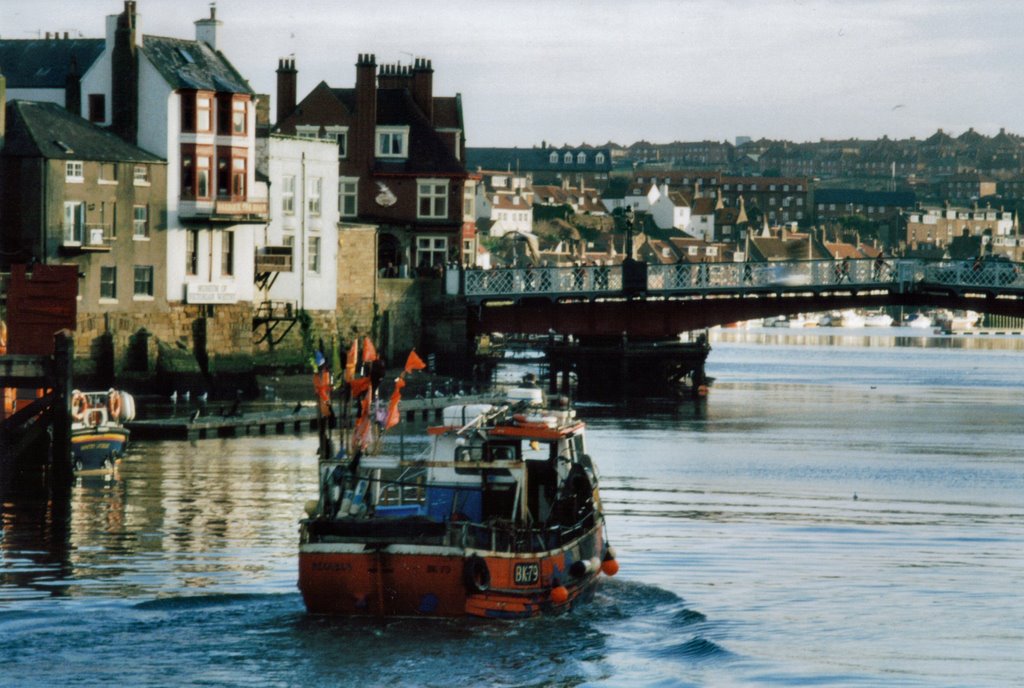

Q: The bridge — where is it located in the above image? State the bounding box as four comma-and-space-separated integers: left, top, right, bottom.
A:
459, 258, 1024, 337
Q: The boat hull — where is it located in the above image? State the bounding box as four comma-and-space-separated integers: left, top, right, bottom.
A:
71, 428, 128, 471
299, 523, 606, 618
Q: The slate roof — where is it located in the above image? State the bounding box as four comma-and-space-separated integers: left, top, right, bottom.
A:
141, 35, 253, 94
0, 38, 104, 88
3, 100, 163, 162
467, 147, 612, 173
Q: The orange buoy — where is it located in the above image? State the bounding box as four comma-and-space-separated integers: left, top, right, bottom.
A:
550, 585, 569, 604
601, 559, 619, 577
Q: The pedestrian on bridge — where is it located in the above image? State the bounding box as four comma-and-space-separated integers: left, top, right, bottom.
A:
873, 254, 889, 281
835, 257, 851, 284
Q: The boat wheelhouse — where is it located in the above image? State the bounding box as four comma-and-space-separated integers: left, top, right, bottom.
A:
70, 389, 135, 472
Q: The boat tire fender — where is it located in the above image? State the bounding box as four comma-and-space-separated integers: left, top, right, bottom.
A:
71, 390, 87, 422
108, 390, 122, 421
463, 554, 490, 593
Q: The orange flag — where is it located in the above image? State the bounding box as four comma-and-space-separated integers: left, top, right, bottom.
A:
349, 376, 371, 398
344, 340, 358, 382
404, 349, 426, 374
384, 378, 405, 430
362, 337, 378, 363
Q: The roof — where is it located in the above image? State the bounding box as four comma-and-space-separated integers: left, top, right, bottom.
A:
3, 100, 164, 162
374, 88, 465, 175
467, 146, 612, 173
815, 188, 917, 207
0, 38, 104, 88
141, 35, 253, 94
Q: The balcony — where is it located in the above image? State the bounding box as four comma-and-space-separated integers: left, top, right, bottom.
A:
60, 223, 112, 254
179, 196, 269, 223
254, 245, 293, 290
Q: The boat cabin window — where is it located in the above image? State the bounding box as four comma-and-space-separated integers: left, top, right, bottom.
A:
454, 445, 485, 462
487, 443, 518, 462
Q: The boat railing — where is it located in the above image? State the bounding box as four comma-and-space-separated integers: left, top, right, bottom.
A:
448, 510, 599, 553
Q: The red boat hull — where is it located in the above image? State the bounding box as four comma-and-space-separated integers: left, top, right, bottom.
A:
299, 526, 606, 618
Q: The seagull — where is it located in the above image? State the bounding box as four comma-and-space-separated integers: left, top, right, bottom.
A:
891, 104, 905, 110
853, 492, 858, 501
170, 390, 178, 404
183, 390, 190, 402
198, 391, 208, 403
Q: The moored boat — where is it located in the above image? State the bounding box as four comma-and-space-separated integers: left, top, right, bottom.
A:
298, 375, 618, 618
903, 312, 933, 329
70, 389, 135, 473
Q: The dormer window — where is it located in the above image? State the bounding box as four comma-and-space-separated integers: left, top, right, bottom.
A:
563, 152, 572, 164
296, 125, 319, 139
549, 152, 558, 164
377, 126, 409, 158
595, 153, 605, 165
325, 126, 348, 159
577, 152, 586, 164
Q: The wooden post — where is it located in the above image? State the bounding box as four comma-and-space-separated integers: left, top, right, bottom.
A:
50, 330, 74, 491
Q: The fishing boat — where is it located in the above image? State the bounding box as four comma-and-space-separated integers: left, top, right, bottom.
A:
298, 362, 618, 618
903, 312, 933, 329
70, 389, 135, 472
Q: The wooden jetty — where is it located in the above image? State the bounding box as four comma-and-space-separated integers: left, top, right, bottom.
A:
125, 394, 496, 441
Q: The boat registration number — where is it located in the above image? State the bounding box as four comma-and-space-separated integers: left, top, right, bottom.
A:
513, 562, 539, 586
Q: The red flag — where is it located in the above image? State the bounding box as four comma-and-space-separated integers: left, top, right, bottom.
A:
404, 349, 426, 374
384, 379, 404, 430
362, 337, 378, 363
344, 340, 358, 382
349, 376, 371, 397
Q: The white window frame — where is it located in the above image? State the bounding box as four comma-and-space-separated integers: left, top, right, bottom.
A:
307, 235, 321, 274
296, 125, 319, 139
325, 126, 349, 159
133, 204, 149, 239
376, 126, 409, 158
595, 152, 605, 165
307, 177, 322, 216
133, 265, 154, 299
549, 152, 558, 164
338, 177, 358, 218
563, 152, 572, 164
133, 164, 150, 185
63, 201, 85, 244
577, 152, 586, 164
282, 175, 295, 214
66, 160, 84, 182
417, 178, 448, 219
416, 235, 448, 268
100, 265, 117, 301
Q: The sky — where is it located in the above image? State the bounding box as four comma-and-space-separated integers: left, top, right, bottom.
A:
4, 0, 1024, 148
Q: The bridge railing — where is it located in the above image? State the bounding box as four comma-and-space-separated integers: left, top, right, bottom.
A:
462, 258, 1024, 299
464, 265, 622, 297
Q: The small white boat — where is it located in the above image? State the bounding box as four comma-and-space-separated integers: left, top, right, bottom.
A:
863, 312, 894, 327
904, 312, 933, 329
934, 310, 981, 331
833, 310, 865, 328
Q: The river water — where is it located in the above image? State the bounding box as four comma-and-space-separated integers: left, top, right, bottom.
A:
2, 328, 1023, 687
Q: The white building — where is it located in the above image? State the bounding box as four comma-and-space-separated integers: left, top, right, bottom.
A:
78, 3, 266, 309
486, 194, 533, 238
649, 185, 692, 233
255, 134, 340, 312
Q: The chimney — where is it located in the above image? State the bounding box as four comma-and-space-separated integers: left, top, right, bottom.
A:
111, 0, 139, 144
411, 57, 433, 122
195, 4, 222, 50
275, 57, 297, 124
65, 54, 81, 115
355, 53, 377, 169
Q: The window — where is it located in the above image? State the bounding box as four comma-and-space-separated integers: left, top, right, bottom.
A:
197, 156, 211, 198
325, 126, 348, 158
416, 236, 447, 268
181, 95, 195, 132
563, 152, 572, 164
376, 127, 408, 158
463, 186, 474, 218
197, 95, 212, 132
99, 162, 117, 183
296, 125, 319, 139
217, 156, 230, 197
232, 99, 246, 135
577, 152, 586, 164
221, 231, 234, 276
134, 165, 149, 184
339, 178, 358, 217
232, 158, 246, 198
133, 266, 154, 297
88, 94, 105, 122
308, 177, 322, 215
282, 175, 295, 214
307, 235, 321, 273
63, 201, 85, 243
181, 154, 194, 197
100, 201, 116, 240
418, 180, 448, 219
133, 205, 149, 238
549, 152, 558, 164
186, 230, 199, 275
66, 161, 84, 182
595, 153, 605, 165
100, 266, 117, 300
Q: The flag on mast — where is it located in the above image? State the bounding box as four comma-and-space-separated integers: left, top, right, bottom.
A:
404, 349, 426, 374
